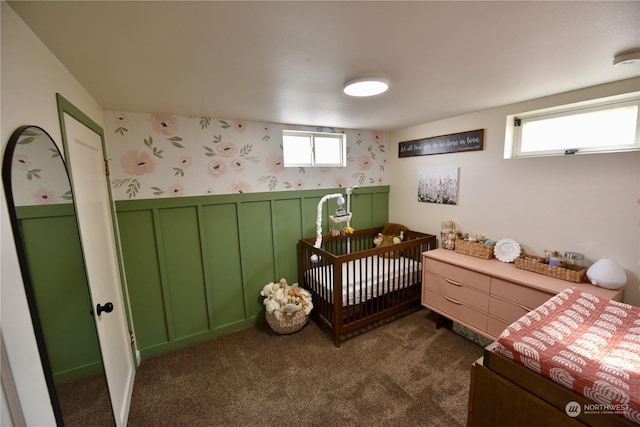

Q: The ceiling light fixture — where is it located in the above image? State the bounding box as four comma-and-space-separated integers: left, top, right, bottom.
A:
613, 50, 640, 66
343, 77, 389, 97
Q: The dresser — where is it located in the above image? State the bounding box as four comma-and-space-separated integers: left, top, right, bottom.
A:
421, 249, 624, 340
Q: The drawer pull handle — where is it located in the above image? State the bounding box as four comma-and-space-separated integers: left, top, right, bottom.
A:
443, 295, 464, 305
444, 278, 464, 287
512, 301, 533, 312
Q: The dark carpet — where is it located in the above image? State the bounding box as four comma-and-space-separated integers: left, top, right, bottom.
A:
59, 309, 484, 426
129, 309, 483, 426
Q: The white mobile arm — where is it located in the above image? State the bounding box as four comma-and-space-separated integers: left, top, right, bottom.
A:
313, 193, 344, 249
310, 187, 358, 263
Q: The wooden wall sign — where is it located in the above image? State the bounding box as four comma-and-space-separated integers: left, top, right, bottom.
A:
399, 129, 484, 158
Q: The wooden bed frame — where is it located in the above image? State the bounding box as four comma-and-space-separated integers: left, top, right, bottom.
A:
298, 227, 437, 347
467, 343, 636, 427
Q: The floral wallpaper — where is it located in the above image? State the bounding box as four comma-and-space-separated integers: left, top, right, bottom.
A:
104, 111, 389, 200
10, 127, 73, 207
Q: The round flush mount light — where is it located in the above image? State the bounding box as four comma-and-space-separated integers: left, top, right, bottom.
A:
613, 50, 640, 66
343, 77, 389, 97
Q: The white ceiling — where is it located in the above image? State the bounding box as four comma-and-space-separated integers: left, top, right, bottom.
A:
8, 1, 640, 131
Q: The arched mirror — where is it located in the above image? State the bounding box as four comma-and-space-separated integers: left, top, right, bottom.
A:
2, 126, 115, 426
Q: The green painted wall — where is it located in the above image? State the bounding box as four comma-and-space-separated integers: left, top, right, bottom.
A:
14, 187, 390, 371
16, 204, 103, 385
116, 186, 390, 358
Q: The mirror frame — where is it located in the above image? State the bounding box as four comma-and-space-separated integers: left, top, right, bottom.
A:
2, 125, 66, 425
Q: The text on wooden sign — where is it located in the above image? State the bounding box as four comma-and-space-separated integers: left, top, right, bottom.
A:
399, 129, 484, 157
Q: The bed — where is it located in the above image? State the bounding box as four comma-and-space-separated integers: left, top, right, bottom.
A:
298, 226, 437, 347
467, 287, 639, 426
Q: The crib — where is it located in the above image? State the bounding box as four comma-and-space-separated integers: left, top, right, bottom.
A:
298, 226, 437, 346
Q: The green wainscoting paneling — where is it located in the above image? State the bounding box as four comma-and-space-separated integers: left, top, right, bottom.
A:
116, 210, 168, 350
201, 203, 244, 327
238, 200, 276, 319
16, 204, 104, 384
115, 186, 390, 358
272, 198, 303, 282
158, 207, 210, 339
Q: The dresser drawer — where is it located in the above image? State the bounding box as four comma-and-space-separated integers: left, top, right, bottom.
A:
424, 272, 489, 312
423, 289, 488, 332
487, 316, 510, 339
425, 259, 491, 293
488, 296, 530, 323
490, 278, 552, 310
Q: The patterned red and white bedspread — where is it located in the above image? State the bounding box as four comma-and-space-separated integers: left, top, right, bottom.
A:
495, 287, 640, 423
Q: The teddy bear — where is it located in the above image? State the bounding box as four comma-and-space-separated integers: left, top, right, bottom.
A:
373, 224, 407, 258
373, 232, 404, 248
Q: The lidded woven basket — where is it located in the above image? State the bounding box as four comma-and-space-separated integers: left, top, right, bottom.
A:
266, 310, 308, 334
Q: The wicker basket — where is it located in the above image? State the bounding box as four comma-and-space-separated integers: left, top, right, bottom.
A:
514, 255, 587, 283
266, 310, 308, 334
454, 239, 495, 259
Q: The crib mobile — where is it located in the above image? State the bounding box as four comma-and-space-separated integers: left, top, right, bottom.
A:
310, 186, 357, 263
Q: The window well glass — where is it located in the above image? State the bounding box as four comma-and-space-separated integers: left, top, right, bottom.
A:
506, 92, 640, 158
282, 134, 313, 165
283, 130, 346, 167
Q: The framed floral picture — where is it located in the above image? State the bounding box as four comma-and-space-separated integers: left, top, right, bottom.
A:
418, 166, 459, 205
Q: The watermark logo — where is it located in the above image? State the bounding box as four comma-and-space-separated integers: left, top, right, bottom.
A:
565, 401, 629, 417
565, 401, 581, 418
583, 403, 629, 415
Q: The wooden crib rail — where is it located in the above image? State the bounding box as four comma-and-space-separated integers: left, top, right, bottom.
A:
298, 227, 437, 346
299, 227, 435, 258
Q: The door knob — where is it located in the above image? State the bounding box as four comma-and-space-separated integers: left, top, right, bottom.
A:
96, 302, 114, 316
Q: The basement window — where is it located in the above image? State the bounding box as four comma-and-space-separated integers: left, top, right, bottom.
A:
282, 130, 346, 167
505, 92, 640, 158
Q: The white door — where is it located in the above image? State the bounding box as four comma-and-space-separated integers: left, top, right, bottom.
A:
63, 113, 135, 426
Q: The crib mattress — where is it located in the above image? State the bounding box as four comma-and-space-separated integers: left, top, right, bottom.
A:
495, 287, 640, 423
307, 255, 421, 307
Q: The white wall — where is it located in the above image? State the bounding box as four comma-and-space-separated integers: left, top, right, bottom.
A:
1, 3, 105, 424
389, 78, 640, 307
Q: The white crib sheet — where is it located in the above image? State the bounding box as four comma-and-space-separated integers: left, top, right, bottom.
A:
307, 255, 421, 306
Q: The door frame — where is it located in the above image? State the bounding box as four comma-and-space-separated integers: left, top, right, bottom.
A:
55, 94, 138, 366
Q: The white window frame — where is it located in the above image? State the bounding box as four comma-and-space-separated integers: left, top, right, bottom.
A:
504, 92, 640, 159
282, 130, 346, 167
